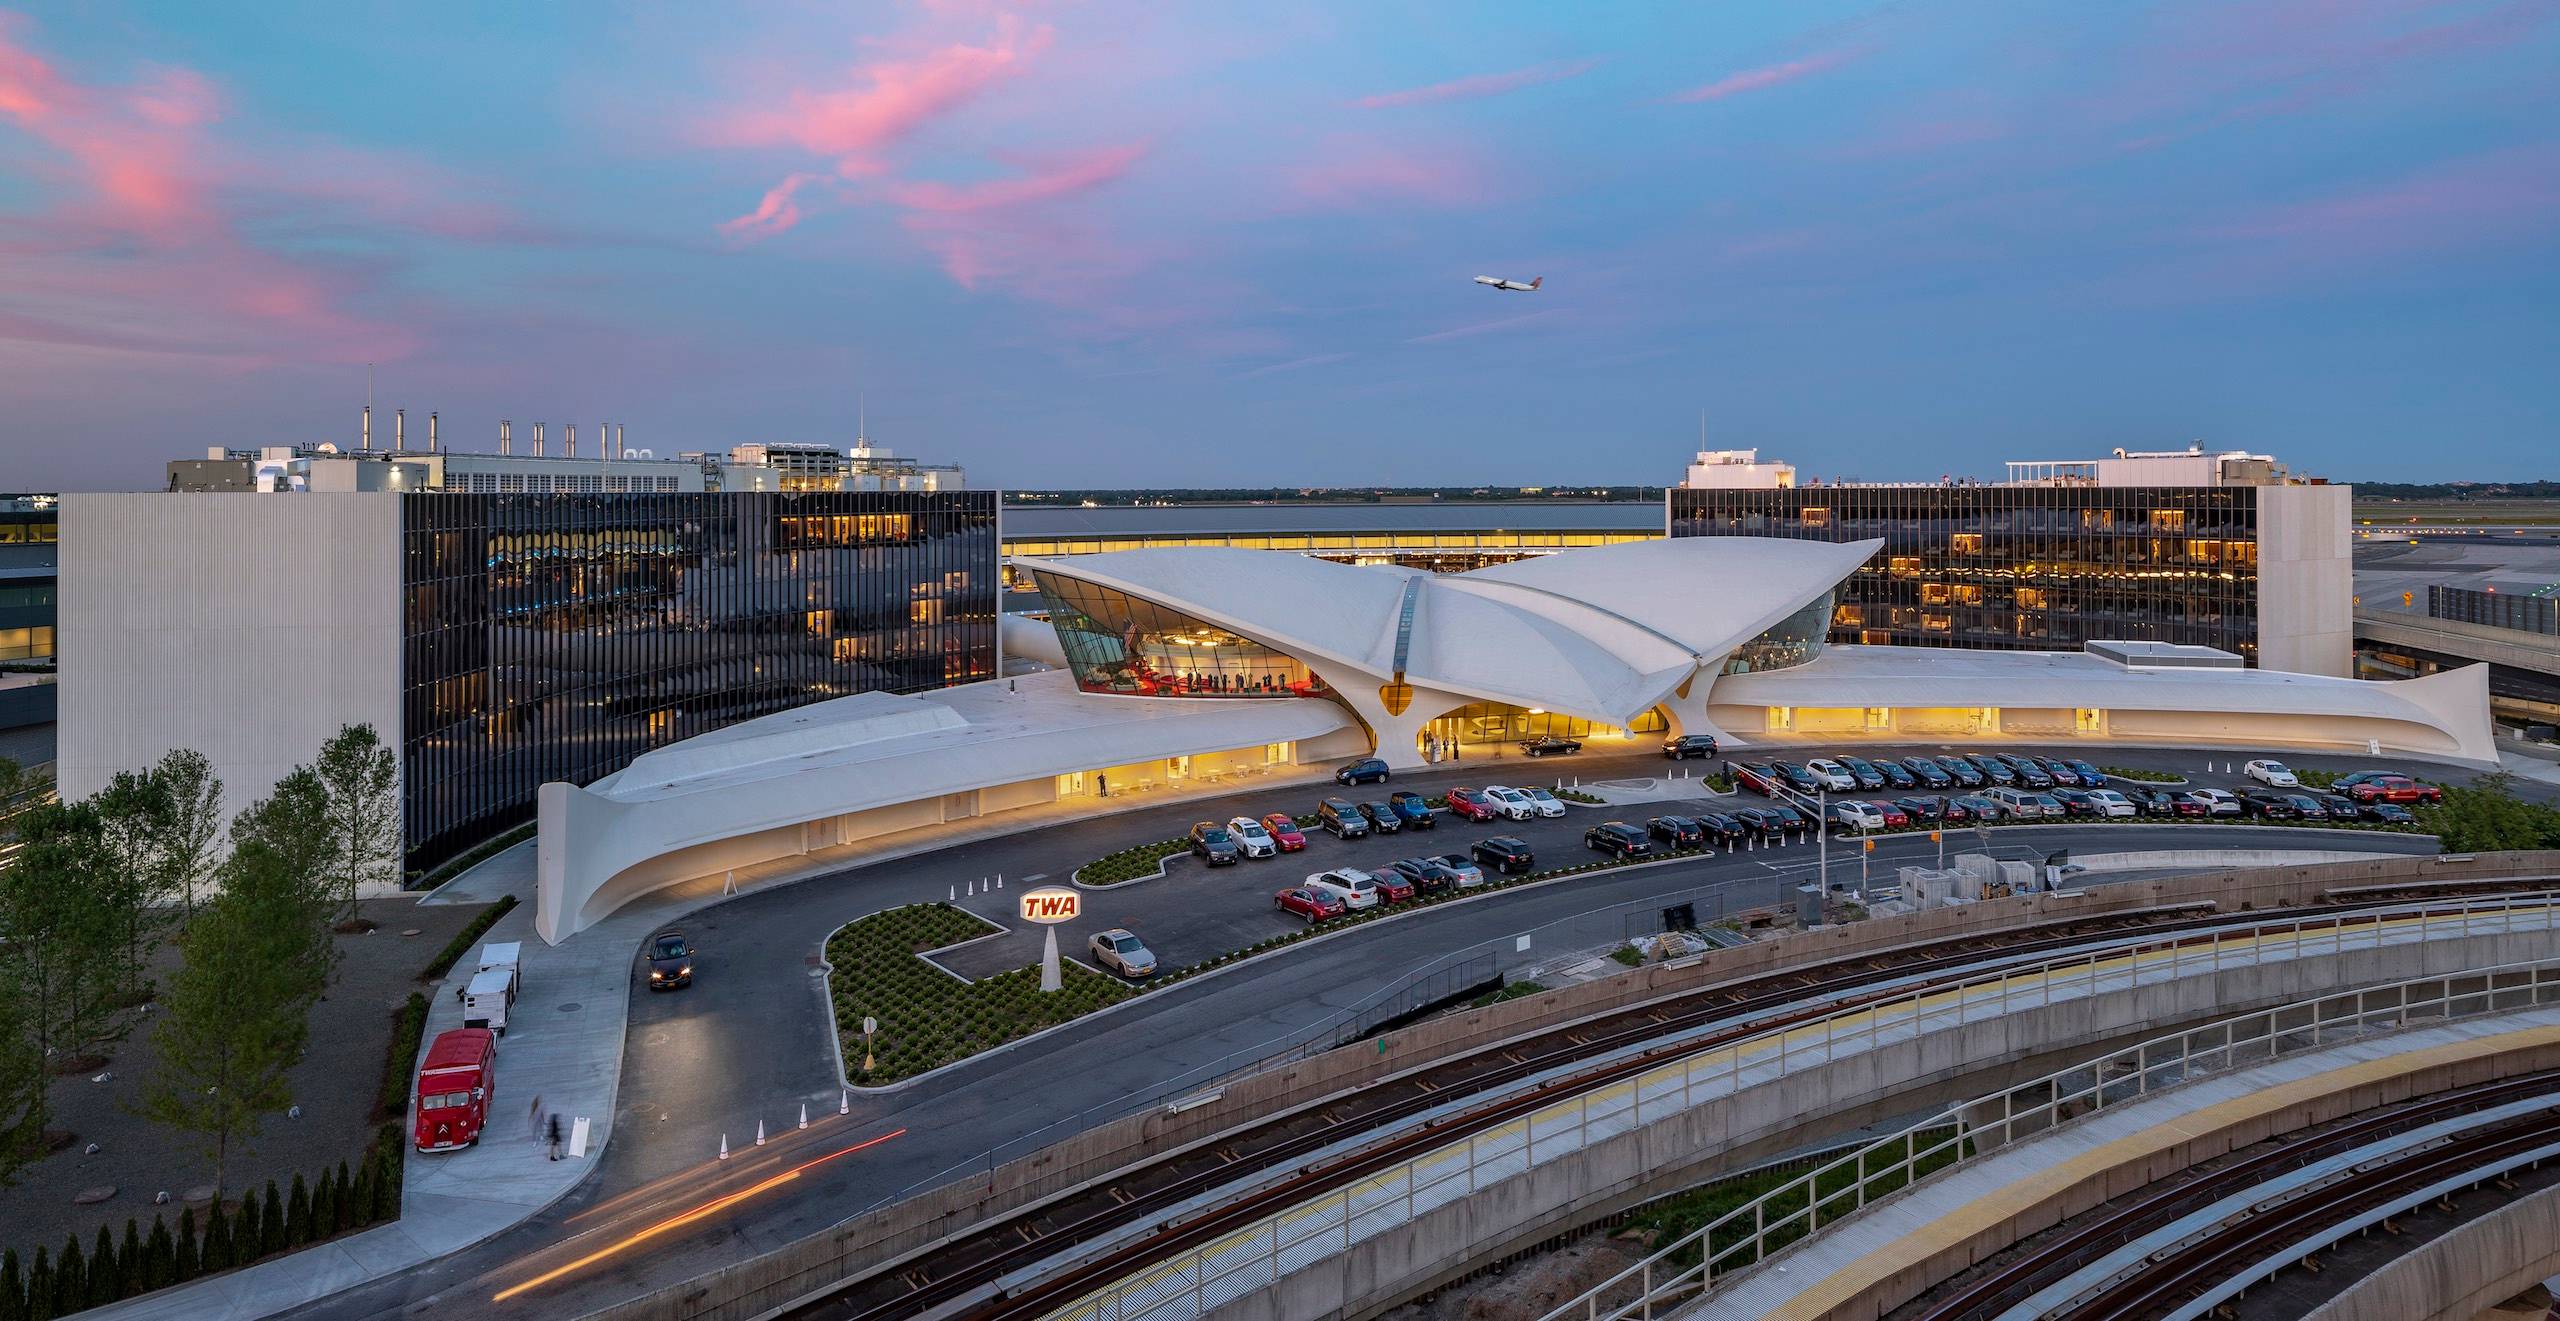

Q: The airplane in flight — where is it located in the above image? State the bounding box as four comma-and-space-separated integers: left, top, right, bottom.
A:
1472, 275, 1542, 292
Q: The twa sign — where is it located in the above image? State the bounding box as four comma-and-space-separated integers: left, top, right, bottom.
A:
1019, 888, 1081, 925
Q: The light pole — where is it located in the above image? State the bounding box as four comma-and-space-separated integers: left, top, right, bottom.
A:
861, 1016, 876, 1075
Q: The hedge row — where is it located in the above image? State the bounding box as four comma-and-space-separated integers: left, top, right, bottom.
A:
1074, 838, 1189, 886
0, 1125, 404, 1321
2098, 765, 2185, 783
373, 992, 432, 1122
421, 894, 519, 983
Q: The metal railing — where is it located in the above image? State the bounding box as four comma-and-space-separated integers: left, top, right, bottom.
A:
1040, 893, 2560, 1321
1544, 953, 2560, 1321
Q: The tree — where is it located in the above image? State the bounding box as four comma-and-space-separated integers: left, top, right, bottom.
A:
2431, 773, 2560, 853
312, 725, 400, 925
152, 750, 225, 918
0, 990, 47, 1188
93, 768, 178, 1000
0, 802, 127, 1064
224, 772, 339, 1000
172, 1208, 198, 1281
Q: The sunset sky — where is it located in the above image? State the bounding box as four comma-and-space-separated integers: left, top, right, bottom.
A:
2, 1, 2554, 490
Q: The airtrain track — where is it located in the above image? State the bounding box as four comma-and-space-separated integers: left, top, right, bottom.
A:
1905, 1068, 2560, 1321
768, 878, 2560, 1321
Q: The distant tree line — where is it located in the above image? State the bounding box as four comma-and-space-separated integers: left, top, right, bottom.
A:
1005, 485, 1666, 505
2354, 480, 2560, 500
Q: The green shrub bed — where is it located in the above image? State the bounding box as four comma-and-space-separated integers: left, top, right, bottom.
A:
829, 904, 1134, 1084
1074, 838, 1189, 886
420, 895, 519, 983
2098, 765, 2185, 783
1554, 789, 1605, 805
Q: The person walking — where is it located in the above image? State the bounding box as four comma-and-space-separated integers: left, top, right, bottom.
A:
547, 1113, 564, 1161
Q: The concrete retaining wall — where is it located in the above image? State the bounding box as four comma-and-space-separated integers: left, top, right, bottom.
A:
2309, 1177, 2560, 1321
577, 850, 2560, 1321
1200, 930, 2560, 1321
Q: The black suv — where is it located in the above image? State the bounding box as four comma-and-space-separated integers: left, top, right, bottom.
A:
1336, 757, 1391, 786
1646, 815, 1705, 848
1188, 822, 1241, 865
1585, 821, 1651, 858
1662, 734, 1720, 760
1472, 836, 1536, 875
1382, 857, 1460, 896
1693, 810, 1745, 844
646, 930, 694, 990
1357, 801, 1404, 835
1317, 798, 1370, 838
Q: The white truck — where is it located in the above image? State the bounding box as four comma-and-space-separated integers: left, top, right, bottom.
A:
460, 941, 521, 1037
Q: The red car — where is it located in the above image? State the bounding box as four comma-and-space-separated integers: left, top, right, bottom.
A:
1445, 787, 1497, 822
1260, 813, 1308, 852
1870, 801, 1910, 829
1273, 887, 1344, 922
1370, 871, 1416, 903
2344, 776, 2441, 806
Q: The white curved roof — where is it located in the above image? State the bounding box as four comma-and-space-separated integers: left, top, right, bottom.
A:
1013, 537, 1871, 725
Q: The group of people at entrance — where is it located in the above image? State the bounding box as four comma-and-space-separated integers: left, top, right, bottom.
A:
1421, 733, 1460, 764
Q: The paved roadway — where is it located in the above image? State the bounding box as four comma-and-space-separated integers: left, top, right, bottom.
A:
290, 744, 2472, 1319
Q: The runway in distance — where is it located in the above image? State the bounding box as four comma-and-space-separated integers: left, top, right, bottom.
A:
1472, 274, 1542, 291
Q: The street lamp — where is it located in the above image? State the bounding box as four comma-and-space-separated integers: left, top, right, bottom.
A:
861, 1016, 877, 1075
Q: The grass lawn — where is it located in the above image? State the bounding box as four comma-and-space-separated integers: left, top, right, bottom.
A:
826, 903, 1134, 1085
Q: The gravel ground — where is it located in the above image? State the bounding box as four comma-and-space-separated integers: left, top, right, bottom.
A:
0, 894, 492, 1260
1380, 1234, 1644, 1321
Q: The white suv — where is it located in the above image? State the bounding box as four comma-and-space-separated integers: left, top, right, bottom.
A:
1302, 868, 1382, 911
1225, 816, 1277, 858
1803, 758, 1858, 791
1483, 786, 1537, 821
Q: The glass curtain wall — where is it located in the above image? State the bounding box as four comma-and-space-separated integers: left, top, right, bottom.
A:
1720, 590, 1834, 674
1670, 485, 2262, 660
1028, 570, 1330, 699
400, 489, 998, 872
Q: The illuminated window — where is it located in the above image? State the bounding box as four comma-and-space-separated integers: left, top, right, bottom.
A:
1887, 556, 1922, 576
2148, 509, 2187, 532
1950, 534, 1984, 554
1922, 613, 1953, 632
1800, 507, 1831, 528
2015, 587, 2048, 610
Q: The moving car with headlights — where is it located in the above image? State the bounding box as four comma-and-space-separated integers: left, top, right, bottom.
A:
1445, 787, 1497, 822
1646, 815, 1705, 848
1585, 821, 1652, 858
1317, 798, 1370, 839
1273, 886, 1345, 922
1188, 822, 1242, 865
1336, 757, 1391, 786
1358, 801, 1404, 835
1523, 787, 1567, 818
1521, 735, 1583, 757
1388, 790, 1438, 828
1260, 813, 1308, 851
1088, 929, 1157, 978
1663, 734, 1720, 760
1431, 853, 1488, 887
1483, 786, 1537, 821
1303, 868, 1383, 911
1226, 816, 1278, 858
1473, 836, 1537, 874
646, 930, 695, 990
2243, 759, 2299, 788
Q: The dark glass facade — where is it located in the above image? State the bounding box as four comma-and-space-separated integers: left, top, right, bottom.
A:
1670, 484, 2264, 660
2429, 584, 2558, 637
1028, 569, 1331, 699
401, 490, 997, 871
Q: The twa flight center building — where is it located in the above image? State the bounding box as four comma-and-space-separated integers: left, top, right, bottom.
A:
533, 536, 2491, 943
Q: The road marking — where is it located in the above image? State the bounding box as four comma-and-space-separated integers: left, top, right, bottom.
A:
1019, 873, 1048, 884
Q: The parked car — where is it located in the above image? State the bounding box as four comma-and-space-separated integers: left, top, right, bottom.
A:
1483, 786, 1537, 821
2340, 774, 2442, 805
1980, 787, 2046, 820
1521, 735, 1583, 757
413, 1028, 498, 1152
2243, 759, 2299, 788
1935, 756, 1988, 788
2281, 792, 2333, 819
1694, 810, 1746, 843
2184, 788, 2242, 817
1999, 755, 2055, 789
1431, 853, 1488, 887
1802, 758, 1859, 791
1734, 762, 1784, 795
1382, 857, 1460, 896
1869, 800, 1910, 829
1758, 804, 1813, 835
1189, 821, 1242, 865
1317, 798, 1369, 838
1524, 788, 1569, 818
2239, 789, 2300, 819
1226, 816, 1278, 858
1731, 806, 1788, 838
2047, 788, 2102, 818
1900, 757, 1954, 789
1336, 757, 1392, 786
2037, 756, 2098, 788
2122, 786, 2189, 817
1357, 801, 1404, 835
1473, 836, 1537, 874
1663, 734, 1721, 760
1949, 794, 2000, 821
646, 930, 694, 990
1445, 787, 1498, 822
1387, 790, 1438, 828
1966, 753, 2018, 785
2064, 759, 2108, 787
1828, 800, 1887, 832
1877, 760, 1919, 790
2083, 788, 2137, 818
1274, 886, 1345, 922
1647, 815, 1705, 848
1836, 756, 1889, 790
1775, 762, 1826, 794
2364, 802, 2417, 825
2309, 791, 2360, 820
1366, 868, 1417, 903
1302, 868, 1383, 911
1088, 929, 1157, 978
1586, 821, 1652, 858
1895, 795, 1945, 823
1261, 812, 1308, 851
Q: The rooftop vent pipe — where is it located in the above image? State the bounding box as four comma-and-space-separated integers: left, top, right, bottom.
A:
395, 408, 406, 452
429, 412, 440, 452
533, 422, 545, 458
500, 420, 513, 455
361, 406, 373, 451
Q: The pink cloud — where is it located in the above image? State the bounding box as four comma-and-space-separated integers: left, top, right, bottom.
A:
2203, 145, 2560, 254
1288, 143, 1487, 209
886, 142, 1147, 214
712, 18, 1050, 168
719, 172, 827, 239
1668, 48, 1859, 104
1357, 58, 1599, 110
